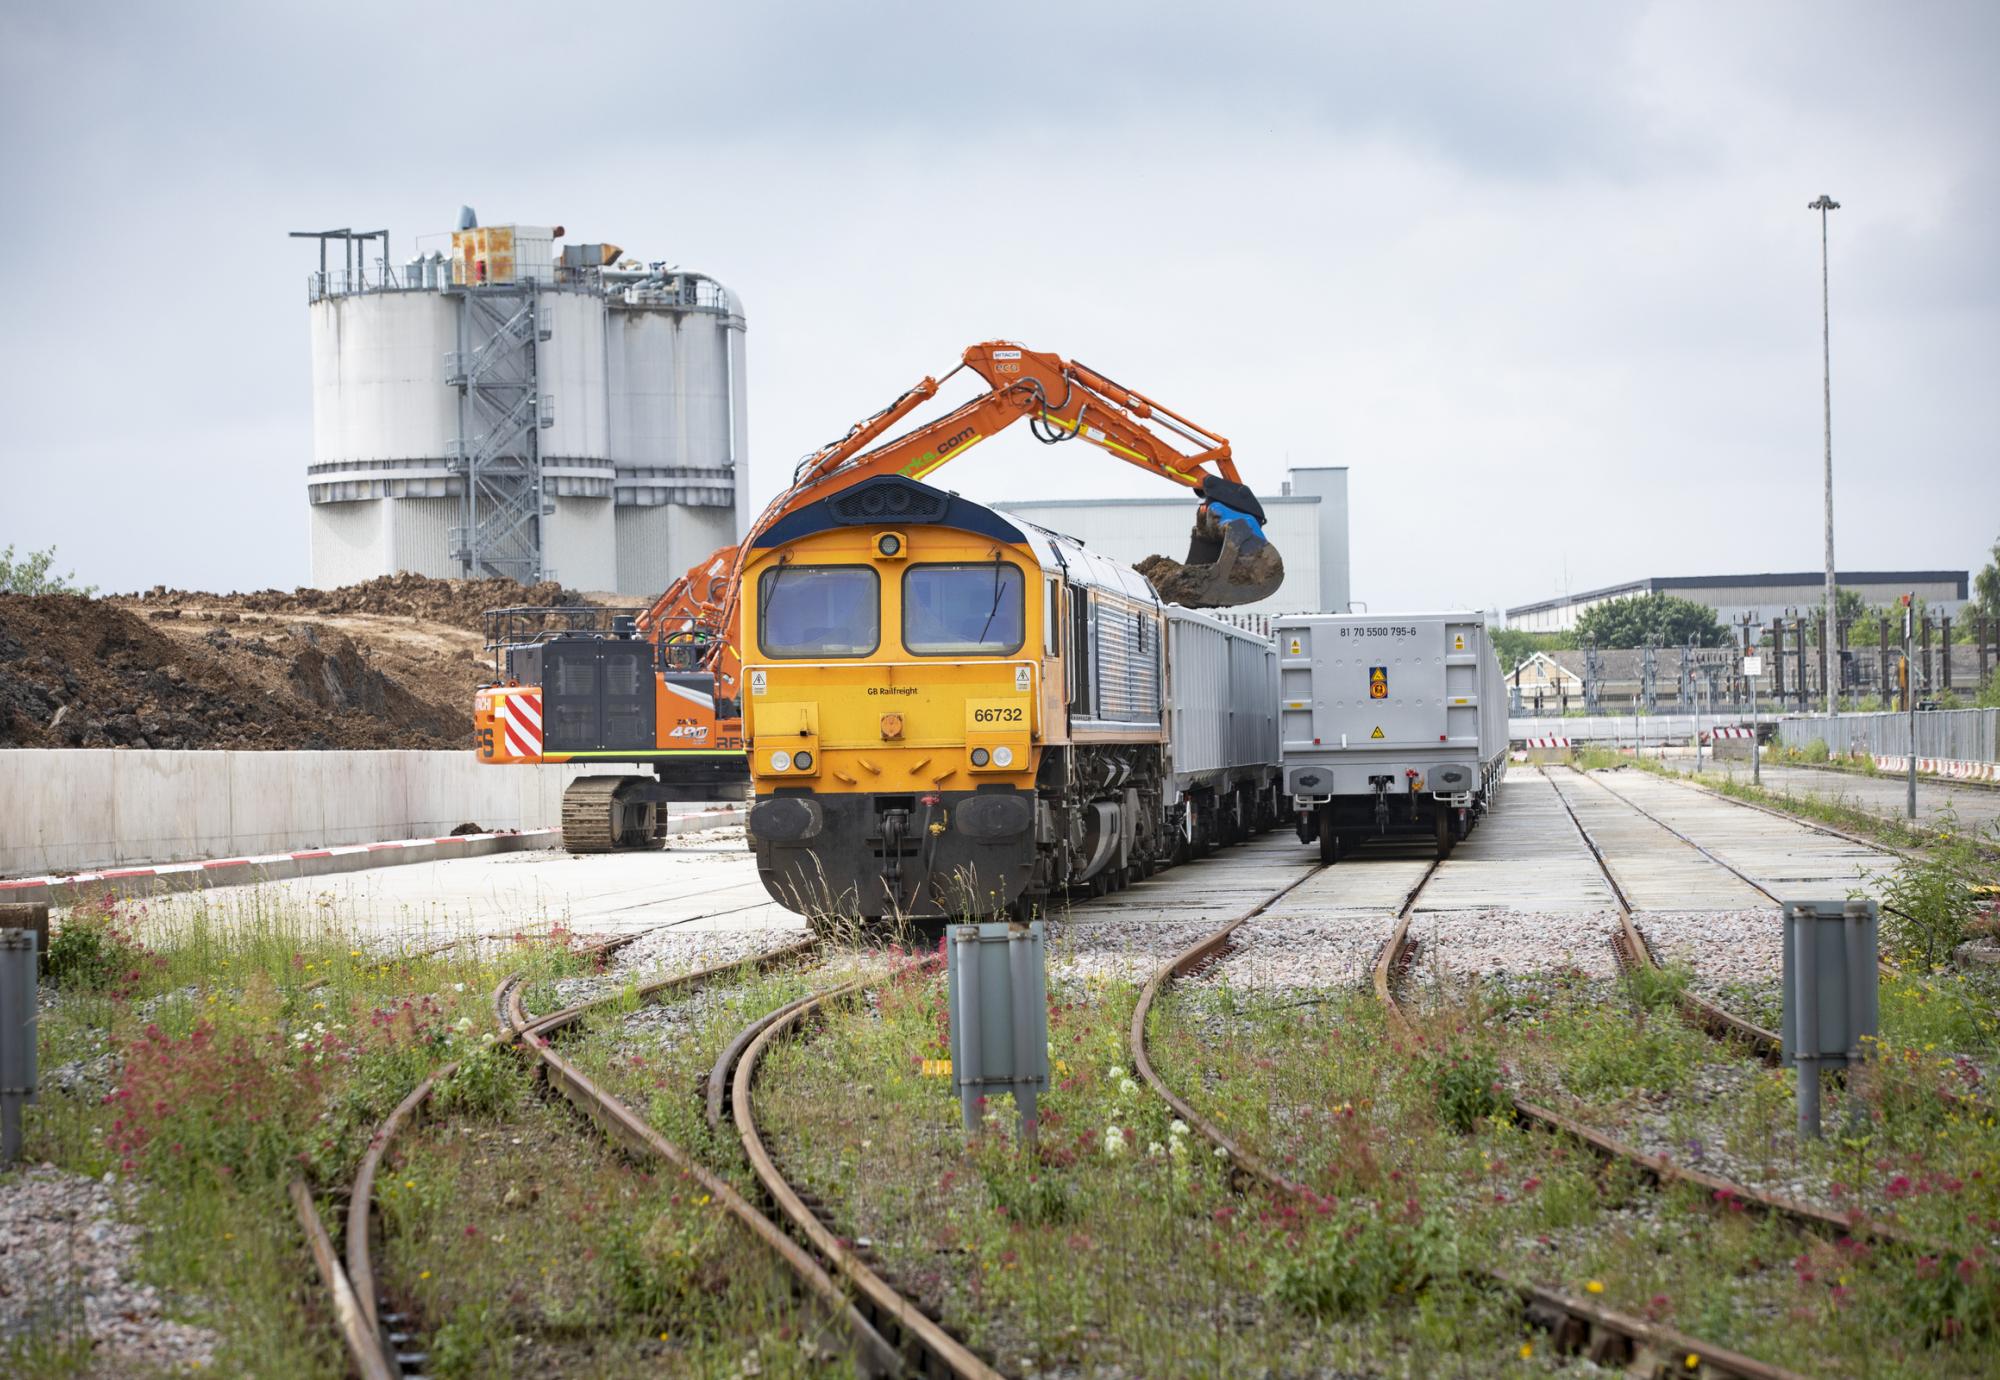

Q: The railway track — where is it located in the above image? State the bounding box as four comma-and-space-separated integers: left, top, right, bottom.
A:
715, 968, 1006, 1380
1558, 764, 1996, 1121
300, 922, 920, 1377
1130, 849, 1850, 1377
1538, 766, 1782, 1059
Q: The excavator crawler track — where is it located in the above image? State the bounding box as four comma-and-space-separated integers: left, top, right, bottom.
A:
560, 775, 664, 854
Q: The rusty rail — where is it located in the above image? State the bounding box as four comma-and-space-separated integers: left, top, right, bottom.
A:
728, 975, 1005, 1380
1130, 860, 1816, 1378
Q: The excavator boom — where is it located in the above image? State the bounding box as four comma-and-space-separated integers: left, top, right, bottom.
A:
640, 340, 1282, 661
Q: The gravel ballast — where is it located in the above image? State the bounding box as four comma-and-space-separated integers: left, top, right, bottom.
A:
0, 1165, 218, 1373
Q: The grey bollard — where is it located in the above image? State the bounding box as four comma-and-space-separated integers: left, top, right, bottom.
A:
0, 928, 37, 1166
946, 920, 1049, 1148
1781, 899, 1879, 1139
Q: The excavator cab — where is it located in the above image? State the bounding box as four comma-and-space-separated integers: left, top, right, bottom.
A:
1135, 475, 1286, 608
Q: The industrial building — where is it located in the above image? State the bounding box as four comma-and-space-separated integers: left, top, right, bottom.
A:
995, 466, 1350, 618
1505, 570, 1968, 634
295, 212, 747, 594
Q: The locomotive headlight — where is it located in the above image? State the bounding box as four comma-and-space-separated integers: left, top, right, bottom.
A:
876, 533, 902, 557
992, 745, 1014, 768
970, 747, 990, 767
793, 750, 813, 771
770, 749, 792, 772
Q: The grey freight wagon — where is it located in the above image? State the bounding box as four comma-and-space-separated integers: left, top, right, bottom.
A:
1275, 612, 1506, 861
1164, 606, 1281, 852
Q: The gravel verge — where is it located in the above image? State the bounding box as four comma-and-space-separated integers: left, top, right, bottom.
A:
1633, 908, 1783, 991
1407, 908, 1620, 981
0, 1165, 218, 1374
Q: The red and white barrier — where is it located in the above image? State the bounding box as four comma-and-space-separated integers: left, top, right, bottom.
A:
1525, 737, 1573, 749
1871, 755, 2000, 783
1709, 727, 1754, 740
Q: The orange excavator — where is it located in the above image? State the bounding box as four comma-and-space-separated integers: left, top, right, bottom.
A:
474, 340, 1284, 850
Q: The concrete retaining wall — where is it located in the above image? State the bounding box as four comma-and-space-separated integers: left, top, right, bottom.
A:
0, 749, 599, 876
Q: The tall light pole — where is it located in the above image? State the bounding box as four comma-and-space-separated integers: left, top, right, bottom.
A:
1810, 194, 1841, 718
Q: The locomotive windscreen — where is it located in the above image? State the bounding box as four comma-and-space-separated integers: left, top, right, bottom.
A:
902, 562, 1025, 655
758, 565, 880, 658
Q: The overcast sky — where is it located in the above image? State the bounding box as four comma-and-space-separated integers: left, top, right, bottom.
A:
3, 2, 1994, 613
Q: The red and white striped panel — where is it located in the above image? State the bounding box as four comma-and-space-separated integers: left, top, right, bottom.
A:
1710, 727, 1754, 740
498, 689, 543, 759
1526, 737, 1572, 749
1874, 754, 2000, 782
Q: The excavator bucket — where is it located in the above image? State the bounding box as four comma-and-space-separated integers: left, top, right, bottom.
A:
1134, 476, 1285, 609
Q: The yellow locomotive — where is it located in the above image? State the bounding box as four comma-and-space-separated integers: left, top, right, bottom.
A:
743, 475, 1281, 923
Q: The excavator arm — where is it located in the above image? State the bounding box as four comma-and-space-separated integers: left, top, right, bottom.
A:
639, 341, 1283, 678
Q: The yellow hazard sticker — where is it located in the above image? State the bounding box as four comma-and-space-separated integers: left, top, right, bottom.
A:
1370, 726, 1385, 739
1453, 633, 1466, 650
1288, 637, 1302, 655
1369, 666, 1388, 699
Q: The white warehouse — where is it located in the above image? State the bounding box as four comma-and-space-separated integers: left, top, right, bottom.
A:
995, 466, 1350, 619
296, 214, 747, 595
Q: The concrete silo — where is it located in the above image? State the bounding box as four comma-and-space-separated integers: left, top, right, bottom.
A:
294, 215, 746, 595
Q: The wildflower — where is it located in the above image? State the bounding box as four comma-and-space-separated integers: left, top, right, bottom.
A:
1148, 1141, 1165, 1158
419, 1270, 431, 1280
1107, 1064, 1125, 1081
1685, 1357, 1700, 1371
1168, 1137, 1189, 1161
1585, 1280, 1604, 1294
1519, 1342, 1533, 1359
1169, 1119, 1189, 1137
697, 1194, 711, 1205
1214, 1145, 1229, 1159
1103, 1126, 1127, 1157
453, 982, 467, 994
454, 1016, 474, 1035
1118, 1078, 1140, 1098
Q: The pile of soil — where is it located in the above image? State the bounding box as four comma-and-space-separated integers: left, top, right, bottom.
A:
0, 578, 555, 750
132, 572, 584, 634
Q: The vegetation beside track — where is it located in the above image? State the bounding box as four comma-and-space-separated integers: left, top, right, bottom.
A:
1152, 969, 2000, 1375
10, 895, 607, 1374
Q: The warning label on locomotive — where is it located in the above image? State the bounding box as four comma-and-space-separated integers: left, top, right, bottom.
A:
1369, 666, 1388, 699
1015, 664, 1032, 692
1370, 725, 1385, 739
750, 670, 767, 696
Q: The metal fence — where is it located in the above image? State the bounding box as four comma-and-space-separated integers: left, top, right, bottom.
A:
1777, 708, 2000, 763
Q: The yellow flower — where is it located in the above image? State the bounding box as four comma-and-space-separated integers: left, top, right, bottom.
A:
659, 1332, 670, 1342
419, 1270, 431, 1280
1585, 1280, 1604, 1294
405, 1180, 415, 1189
1518, 1342, 1533, 1359
696, 1194, 711, 1206
350, 949, 361, 957
1685, 1355, 1700, 1370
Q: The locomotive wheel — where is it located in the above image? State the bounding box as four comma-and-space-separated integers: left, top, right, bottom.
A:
1434, 806, 1455, 860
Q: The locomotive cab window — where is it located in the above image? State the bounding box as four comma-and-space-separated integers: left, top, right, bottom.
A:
902, 562, 1026, 655
758, 564, 880, 658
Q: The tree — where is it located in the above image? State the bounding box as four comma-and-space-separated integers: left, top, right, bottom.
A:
1573, 593, 1726, 649
0, 544, 95, 596
1491, 626, 1576, 672
1971, 534, 2000, 628
1805, 587, 1869, 647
